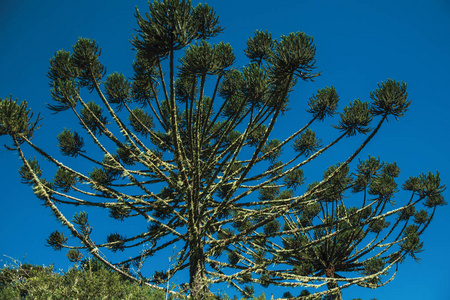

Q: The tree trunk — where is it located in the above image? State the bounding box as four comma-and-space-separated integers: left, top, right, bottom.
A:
189, 236, 210, 300
325, 266, 343, 300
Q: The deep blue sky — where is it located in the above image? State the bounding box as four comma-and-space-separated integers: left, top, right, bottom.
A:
1, 0, 449, 299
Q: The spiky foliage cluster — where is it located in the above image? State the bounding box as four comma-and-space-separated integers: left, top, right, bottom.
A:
0, 1, 445, 299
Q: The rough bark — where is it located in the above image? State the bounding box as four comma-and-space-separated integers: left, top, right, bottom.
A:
326, 266, 343, 300
189, 235, 210, 300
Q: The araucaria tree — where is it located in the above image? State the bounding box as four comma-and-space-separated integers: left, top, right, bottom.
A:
0, 1, 446, 299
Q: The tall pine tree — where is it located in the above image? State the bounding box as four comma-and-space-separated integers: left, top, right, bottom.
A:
0, 1, 445, 299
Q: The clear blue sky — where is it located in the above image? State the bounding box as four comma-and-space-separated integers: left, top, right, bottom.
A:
1, 0, 449, 299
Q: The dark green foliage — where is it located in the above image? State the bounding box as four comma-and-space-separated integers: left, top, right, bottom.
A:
363, 160, 400, 202
293, 129, 322, 157
46, 231, 68, 251
383, 162, 400, 178
72, 212, 91, 236
293, 261, 315, 276
47, 50, 79, 112
307, 86, 339, 121
241, 64, 269, 106
258, 184, 279, 201
175, 74, 197, 104
242, 285, 255, 298
368, 218, 390, 233
299, 202, 321, 226
267, 161, 284, 179
299, 290, 311, 296
283, 168, 305, 190
57, 128, 85, 157
106, 233, 126, 252
192, 3, 224, 39
402, 176, 421, 191
264, 220, 280, 235
352, 156, 383, 192
368, 173, 398, 200
333, 99, 372, 136
277, 189, 293, 201
398, 205, 415, 221
259, 273, 271, 288
320, 163, 351, 202
401, 225, 424, 261
47, 50, 78, 84
67, 249, 83, 262
109, 205, 131, 221
0, 96, 41, 141
19, 157, 42, 185
72, 38, 105, 91
271, 32, 319, 81
413, 209, 429, 225
403, 172, 446, 206
128, 108, 154, 136
180, 40, 235, 76
228, 250, 240, 265
424, 193, 446, 208
219, 69, 244, 99
89, 167, 113, 186
131, 50, 159, 106
233, 211, 253, 232
105, 72, 132, 110
246, 124, 267, 147
244, 30, 274, 64
49, 78, 79, 113
239, 272, 252, 284
88, 154, 122, 188
132, 0, 223, 58
251, 250, 266, 265
116, 143, 136, 165
79, 101, 108, 136
261, 139, 282, 162
370, 79, 410, 119
271, 152, 444, 298
53, 167, 77, 192
362, 257, 385, 277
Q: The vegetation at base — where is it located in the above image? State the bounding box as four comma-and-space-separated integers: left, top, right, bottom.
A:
0, 259, 162, 300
